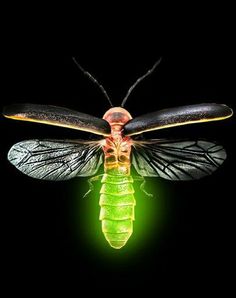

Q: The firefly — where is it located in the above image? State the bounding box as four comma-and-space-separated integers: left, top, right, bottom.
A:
3, 59, 233, 249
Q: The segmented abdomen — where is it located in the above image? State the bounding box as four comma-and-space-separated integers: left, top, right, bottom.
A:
99, 174, 135, 249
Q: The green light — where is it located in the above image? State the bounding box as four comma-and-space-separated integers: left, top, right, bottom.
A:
69, 172, 170, 257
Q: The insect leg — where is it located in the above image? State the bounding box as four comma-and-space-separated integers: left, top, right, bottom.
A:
133, 176, 153, 198
83, 175, 103, 198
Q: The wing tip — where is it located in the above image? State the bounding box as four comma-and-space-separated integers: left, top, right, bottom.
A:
217, 103, 233, 118
3, 104, 28, 118
3, 105, 13, 117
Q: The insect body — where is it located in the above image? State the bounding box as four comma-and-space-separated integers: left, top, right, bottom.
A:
100, 108, 134, 248
3, 60, 233, 249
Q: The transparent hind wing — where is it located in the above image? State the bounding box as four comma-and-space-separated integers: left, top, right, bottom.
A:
8, 139, 103, 180
132, 139, 226, 180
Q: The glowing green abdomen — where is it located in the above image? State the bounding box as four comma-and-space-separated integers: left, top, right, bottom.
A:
99, 174, 135, 249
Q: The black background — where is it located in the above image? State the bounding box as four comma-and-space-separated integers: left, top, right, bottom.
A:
1, 6, 235, 294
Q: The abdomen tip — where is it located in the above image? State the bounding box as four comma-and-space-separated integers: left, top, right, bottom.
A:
109, 241, 127, 249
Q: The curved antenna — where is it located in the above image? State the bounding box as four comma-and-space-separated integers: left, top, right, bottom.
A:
121, 58, 162, 107
72, 57, 113, 107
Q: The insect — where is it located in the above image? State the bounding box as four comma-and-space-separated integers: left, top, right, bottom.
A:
3, 59, 233, 249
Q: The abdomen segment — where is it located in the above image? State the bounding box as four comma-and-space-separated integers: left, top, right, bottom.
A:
99, 174, 135, 249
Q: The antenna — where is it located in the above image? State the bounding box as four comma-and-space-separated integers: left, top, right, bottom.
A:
121, 58, 162, 107
72, 57, 113, 107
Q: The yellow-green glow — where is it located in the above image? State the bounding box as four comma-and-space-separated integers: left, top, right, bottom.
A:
69, 172, 170, 259
99, 174, 135, 249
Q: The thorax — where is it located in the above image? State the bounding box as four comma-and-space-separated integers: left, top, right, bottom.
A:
102, 124, 132, 175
